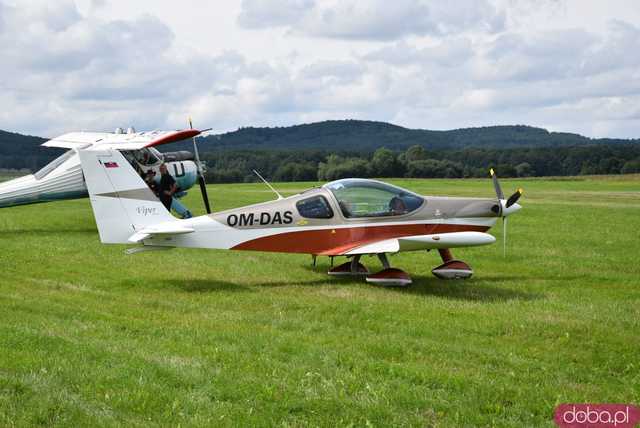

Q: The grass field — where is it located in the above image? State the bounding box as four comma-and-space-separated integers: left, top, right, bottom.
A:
1, 175, 639, 427
0, 171, 26, 182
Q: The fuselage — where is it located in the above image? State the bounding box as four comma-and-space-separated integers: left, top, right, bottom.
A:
78, 146, 523, 282
140, 179, 505, 256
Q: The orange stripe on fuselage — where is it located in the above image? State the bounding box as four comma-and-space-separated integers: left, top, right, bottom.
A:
231, 223, 490, 255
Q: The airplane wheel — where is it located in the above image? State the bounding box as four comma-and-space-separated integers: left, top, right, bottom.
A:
328, 261, 369, 276
366, 268, 412, 287
431, 260, 473, 280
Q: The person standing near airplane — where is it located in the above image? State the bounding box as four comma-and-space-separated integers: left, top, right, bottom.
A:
143, 169, 158, 196
158, 163, 192, 219
158, 163, 175, 210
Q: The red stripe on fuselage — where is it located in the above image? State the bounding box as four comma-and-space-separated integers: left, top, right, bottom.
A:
231, 223, 490, 255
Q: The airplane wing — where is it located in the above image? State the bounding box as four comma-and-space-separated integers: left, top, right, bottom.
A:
341, 231, 496, 256
41, 132, 104, 149
43, 129, 202, 150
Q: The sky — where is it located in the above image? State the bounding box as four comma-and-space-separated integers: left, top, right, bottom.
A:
1, 0, 639, 138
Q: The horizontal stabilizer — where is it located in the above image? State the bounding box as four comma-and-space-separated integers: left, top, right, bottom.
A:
125, 246, 174, 255
128, 225, 195, 243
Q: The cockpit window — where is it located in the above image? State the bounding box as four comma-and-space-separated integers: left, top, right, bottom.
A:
296, 196, 334, 219
325, 179, 424, 218
34, 150, 75, 180
148, 147, 164, 161
133, 148, 161, 166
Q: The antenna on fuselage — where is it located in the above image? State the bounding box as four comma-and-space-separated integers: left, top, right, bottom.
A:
252, 169, 283, 200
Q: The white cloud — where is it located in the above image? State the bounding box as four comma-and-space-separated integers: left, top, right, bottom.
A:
299, 60, 365, 84
239, 0, 505, 40
0, 0, 639, 139
364, 38, 474, 67
237, 0, 313, 28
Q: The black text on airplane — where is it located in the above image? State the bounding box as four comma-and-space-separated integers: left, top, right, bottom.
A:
227, 211, 293, 227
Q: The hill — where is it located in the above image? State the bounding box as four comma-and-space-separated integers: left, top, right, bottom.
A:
1, 120, 638, 171
0, 130, 61, 171
196, 120, 638, 153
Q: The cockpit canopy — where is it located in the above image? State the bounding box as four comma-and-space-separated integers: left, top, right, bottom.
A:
132, 147, 163, 166
119, 147, 164, 174
324, 179, 424, 218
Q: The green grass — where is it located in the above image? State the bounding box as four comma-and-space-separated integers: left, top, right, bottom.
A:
0, 171, 25, 182
1, 175, 639, 427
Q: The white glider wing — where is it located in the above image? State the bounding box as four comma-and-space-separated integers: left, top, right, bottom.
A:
41, 132, 104, 149
43, 129, 202, 150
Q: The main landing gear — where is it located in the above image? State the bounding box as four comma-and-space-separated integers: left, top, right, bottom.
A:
327, 254, 412, 287
431, 249, 474, 279
325, 254, 369, 276
324, 248, 474, 286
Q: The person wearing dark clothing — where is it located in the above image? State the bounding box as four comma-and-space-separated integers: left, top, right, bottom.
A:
158, 163, 176, 210
144, 169, 158, 196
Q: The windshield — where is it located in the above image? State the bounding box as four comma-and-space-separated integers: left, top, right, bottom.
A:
133, 148, 161, 166
324, 179, 424, 218
34, 150, 76, 180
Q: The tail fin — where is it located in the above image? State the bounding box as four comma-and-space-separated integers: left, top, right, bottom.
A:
78, 149, 176, 244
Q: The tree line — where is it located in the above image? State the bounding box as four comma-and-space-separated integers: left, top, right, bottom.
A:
1, 126, 639, 182
202, 143, 640, 183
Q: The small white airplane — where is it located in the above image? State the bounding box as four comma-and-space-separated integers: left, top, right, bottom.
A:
0, 127, 211, 213
76, 145, 523, 286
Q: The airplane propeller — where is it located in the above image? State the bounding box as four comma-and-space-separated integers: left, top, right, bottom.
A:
189, 118, 212, 214
489, 168, 523, 256
506, 188, 523, 208
491, 167, 504, 200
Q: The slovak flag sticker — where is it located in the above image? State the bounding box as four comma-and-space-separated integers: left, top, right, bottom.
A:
104, 162, 119, 168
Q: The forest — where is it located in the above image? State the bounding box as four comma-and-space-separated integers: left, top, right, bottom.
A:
1, 121, 639, 181
201, 144, 640, 183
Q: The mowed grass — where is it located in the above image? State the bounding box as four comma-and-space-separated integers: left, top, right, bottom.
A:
0, 172, 25, 182
0, 175, 639, 427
